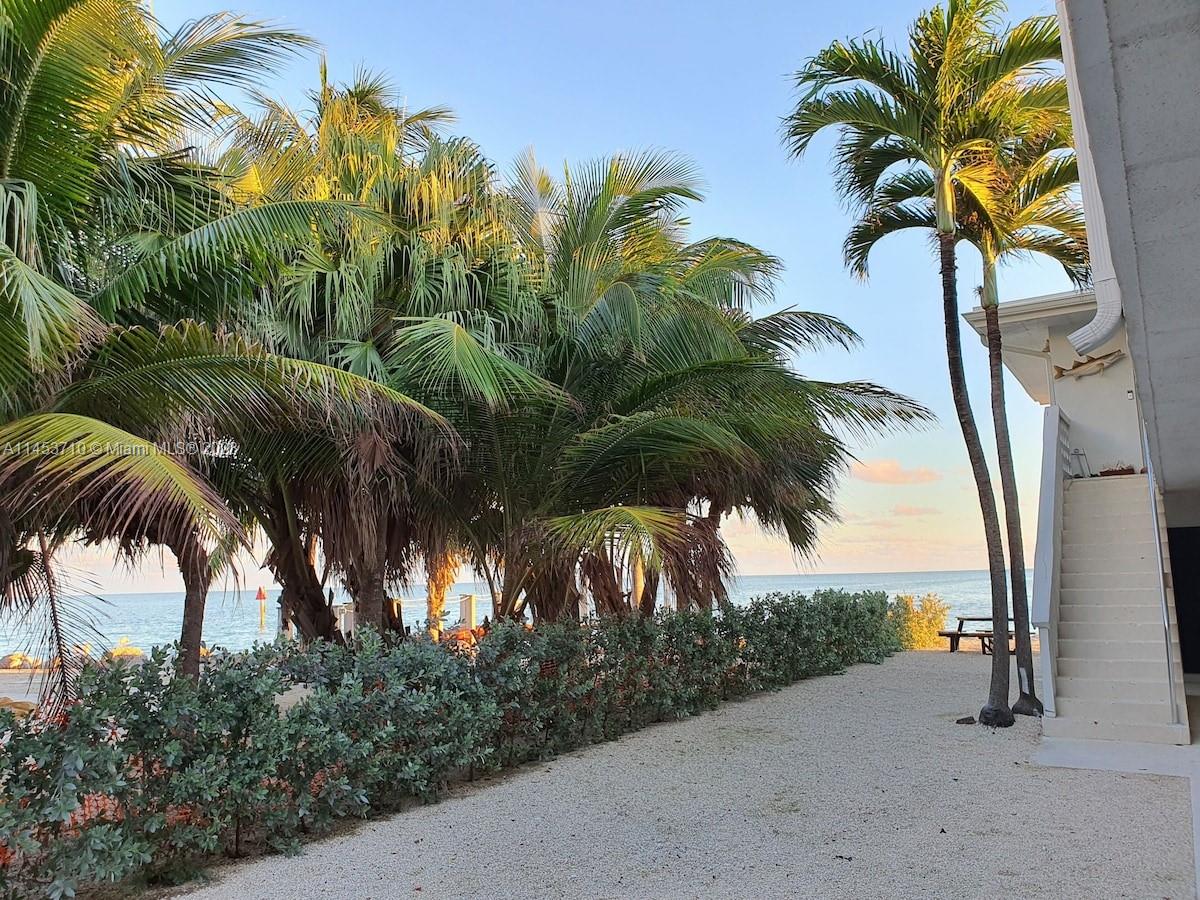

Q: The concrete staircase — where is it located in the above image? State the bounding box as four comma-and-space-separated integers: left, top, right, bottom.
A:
1044, 474, 1190, 744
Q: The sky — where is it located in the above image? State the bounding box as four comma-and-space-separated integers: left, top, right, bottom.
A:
83, 0, 1072, 591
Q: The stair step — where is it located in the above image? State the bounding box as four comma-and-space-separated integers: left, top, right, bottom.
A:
1061, 500, 1152, 516
1058, 621, 1164, 642
1061, 541, 1156, 561
1055, 697, 1177, 725
1055, 676, 1171, 703
1056, 656, 1171, 679
1065, 474, 1149, 491
1059, 587, 1164, 606
1060, 572, 1160, 591
1057, 638, 1166, 660
1042, 716, 1189, 745
1062, 525, 1158, 545
1058, 603, 1161, 625
1060, 557, 1158, 576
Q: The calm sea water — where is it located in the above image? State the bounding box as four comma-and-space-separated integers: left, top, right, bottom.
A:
0, 570, 1029, 658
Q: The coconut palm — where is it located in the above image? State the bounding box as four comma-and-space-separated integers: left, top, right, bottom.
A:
783, 0, 1066, 726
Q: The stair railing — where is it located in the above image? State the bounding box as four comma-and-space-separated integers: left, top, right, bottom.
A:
1141, 421, 1180, 725
1032, 405, 1070, 717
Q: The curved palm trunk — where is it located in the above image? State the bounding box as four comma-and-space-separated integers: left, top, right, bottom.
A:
939, 233, 1013, 727
261, 494, 338, 641
172, 532, 212, 679
983, 266, 1041, 716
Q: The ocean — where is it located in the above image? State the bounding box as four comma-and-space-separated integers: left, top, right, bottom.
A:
0, 569, 1030, 658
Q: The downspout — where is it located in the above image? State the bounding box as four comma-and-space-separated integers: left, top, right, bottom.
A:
1057, 0, 1123, 355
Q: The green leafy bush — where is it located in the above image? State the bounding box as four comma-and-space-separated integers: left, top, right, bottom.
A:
0, 591, 897, 898
889, 593, 951, 649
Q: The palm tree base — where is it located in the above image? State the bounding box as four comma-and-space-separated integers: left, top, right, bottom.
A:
978, 703, 1016, 728
1012, 693, 1043, 717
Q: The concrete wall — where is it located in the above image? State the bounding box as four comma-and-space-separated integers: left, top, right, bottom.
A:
1046, 324, 1142, 474
1066, 0, 1200, 493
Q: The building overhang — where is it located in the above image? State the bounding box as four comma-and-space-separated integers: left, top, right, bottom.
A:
963, 291, 1097, 405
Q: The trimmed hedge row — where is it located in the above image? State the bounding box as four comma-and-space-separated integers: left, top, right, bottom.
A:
0, 589, 899, 898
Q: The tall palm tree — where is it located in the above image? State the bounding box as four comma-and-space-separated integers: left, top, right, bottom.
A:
974, 144, 1086, 714
784, 0, 1065, 726
841, 139, 1085, 716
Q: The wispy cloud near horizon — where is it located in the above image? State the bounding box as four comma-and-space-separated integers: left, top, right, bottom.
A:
850, 459, 942, 485
891, 504, 940, 516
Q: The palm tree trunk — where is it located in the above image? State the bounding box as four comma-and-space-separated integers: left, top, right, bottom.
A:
173, 533, 211, 679
36, 531, 71, 709
261, 495, 338, 640
351, 517, 388, 633
425, 548, 457, 635
354, 568, 386, 634
639, 565, 659, 617
938, 233, 1014, 727
630, 554, 645, 613
984, 298, 1042, 716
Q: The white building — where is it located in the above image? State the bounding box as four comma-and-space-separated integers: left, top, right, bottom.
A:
964, 0, 1200, 745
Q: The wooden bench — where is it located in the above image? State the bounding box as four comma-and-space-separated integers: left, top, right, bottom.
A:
939, 616, 1019, 655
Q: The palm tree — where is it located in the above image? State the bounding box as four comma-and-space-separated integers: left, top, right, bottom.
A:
840, 138, 1085, 716
0, 3, 436, 686
783, 0, 1065, 726
457, 150, 932, 619
974, 143, 1086, 714
213, 70, 546, 634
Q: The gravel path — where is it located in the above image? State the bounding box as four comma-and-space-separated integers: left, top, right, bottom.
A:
176, 650, 1195, 899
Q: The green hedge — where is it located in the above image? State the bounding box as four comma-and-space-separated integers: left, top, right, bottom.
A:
0, 589, 898, 898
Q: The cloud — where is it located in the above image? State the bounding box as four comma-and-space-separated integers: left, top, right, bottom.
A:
850, 459, 942, 485
891, 504, 940, 517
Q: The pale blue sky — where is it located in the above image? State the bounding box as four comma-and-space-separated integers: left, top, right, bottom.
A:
111, 0, 1070, 586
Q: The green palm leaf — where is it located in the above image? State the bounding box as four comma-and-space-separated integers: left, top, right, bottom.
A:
0, 412, 240, 546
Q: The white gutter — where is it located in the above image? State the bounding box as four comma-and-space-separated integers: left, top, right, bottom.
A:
1057, 0, 1123, 355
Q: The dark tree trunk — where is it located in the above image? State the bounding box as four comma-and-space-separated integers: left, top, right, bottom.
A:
524, 557, 581, 622
353, 567, 386, 634
639, 566, 660, 617
349, 513, 389, 633
581, 549, 625, 616
174, 534, 212, 679
260, 503, 337, 641
938, 233, 1013, 727
985, 303, 1042, 716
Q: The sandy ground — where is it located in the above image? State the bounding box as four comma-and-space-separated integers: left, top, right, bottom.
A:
172, 649, 1195, 900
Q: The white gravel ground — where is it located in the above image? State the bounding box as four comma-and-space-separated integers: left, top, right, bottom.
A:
176, 650, 1195, 900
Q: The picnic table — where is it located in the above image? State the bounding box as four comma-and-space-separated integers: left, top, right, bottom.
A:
939, 616, 1019, 655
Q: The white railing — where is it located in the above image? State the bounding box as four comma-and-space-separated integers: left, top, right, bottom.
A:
1032, 405, 1071, 717
1141, 424, 1180, 725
